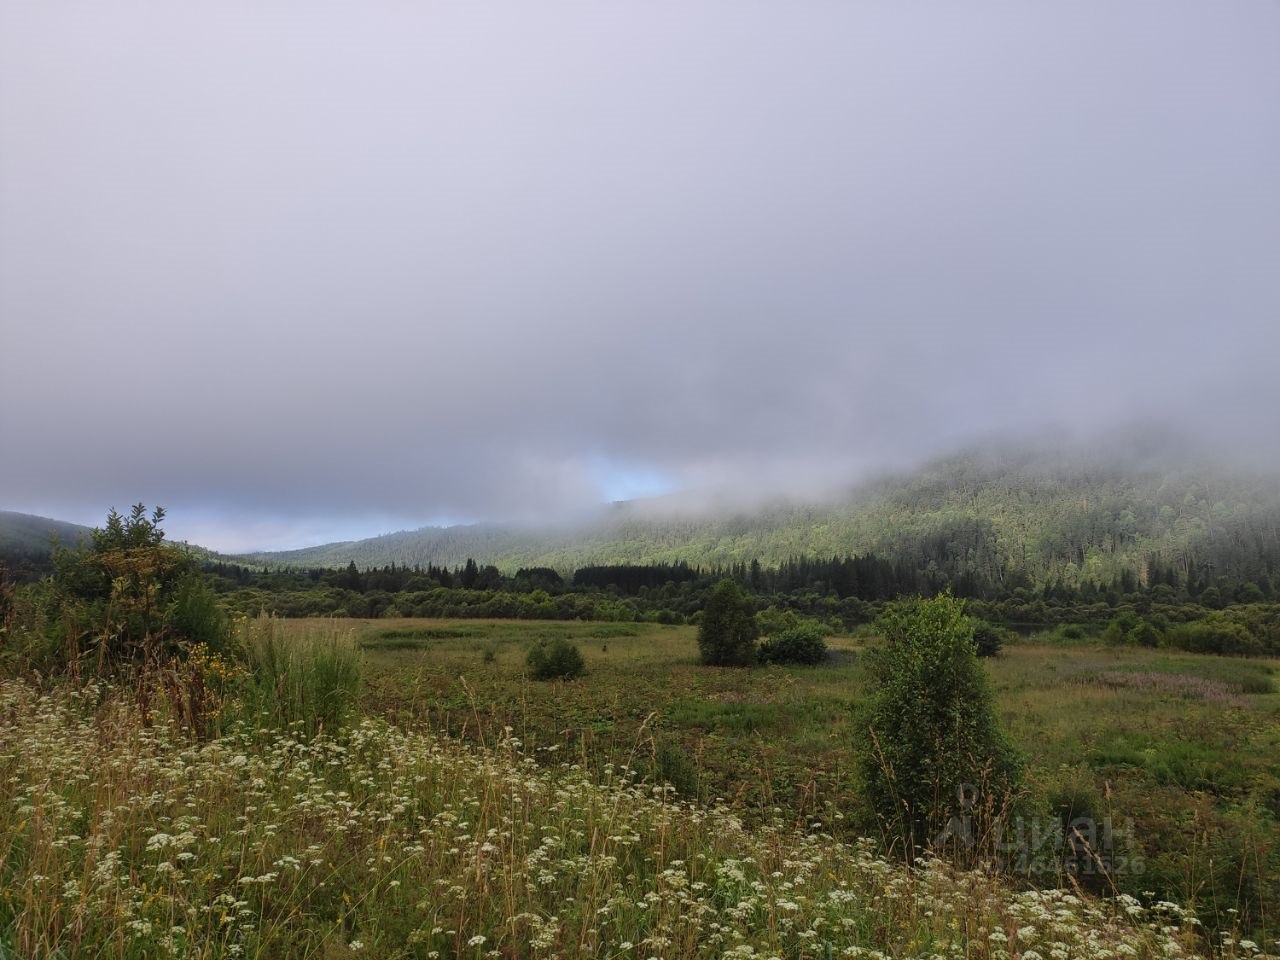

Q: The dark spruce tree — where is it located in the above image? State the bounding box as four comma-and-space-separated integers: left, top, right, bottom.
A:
697, 578, 758, 666
460, 558, 480, 589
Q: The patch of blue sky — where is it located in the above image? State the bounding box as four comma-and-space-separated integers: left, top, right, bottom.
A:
587, 456, 676, 504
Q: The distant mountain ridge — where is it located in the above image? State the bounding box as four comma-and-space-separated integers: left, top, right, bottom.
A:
232, 444, 1280, 591
0, 511, 94, 579
0, 510, 216, 558
9, 442, 1280, 592
0, 511, 93, 557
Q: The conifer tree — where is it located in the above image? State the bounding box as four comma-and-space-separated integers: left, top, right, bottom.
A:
697, 579, 758, 666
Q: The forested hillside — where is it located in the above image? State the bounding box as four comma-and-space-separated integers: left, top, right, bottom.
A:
0, 511, 92, 579
237, 445, 1280, 595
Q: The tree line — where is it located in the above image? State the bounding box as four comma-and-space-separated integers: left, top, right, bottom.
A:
182, 549, 1280, 656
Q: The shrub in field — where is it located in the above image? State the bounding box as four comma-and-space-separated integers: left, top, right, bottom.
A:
526, 638, 586, 680
1047, 772, 1101, 828
20, 504, 233, 675
971, 619, 1011, 657
859, 593, 1022, 861
1102, 611, 1137, 645
697, 579, 758, 666
235, 614, 362, 735
0, 563, 28, 671
167, 571, 233, 652
1169, 617, 1264, 656
1130, 619, 1163, 648
756, 605, 805, 636
1101, 610, 1164, 648
758, 622, 828, 665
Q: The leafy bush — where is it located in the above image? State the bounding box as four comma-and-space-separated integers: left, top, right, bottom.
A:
22, 505, 237, 676
1130, 620, 1162, 648
1047, 773, 1101, 828
756, 605, 806, 636
235, 615, 362, 735
0, 580, 55, 673
1102, 612, 1162, 648
971, 620, 1010, 657
1044, 771, 1113, 889
859, 594, 1022, 860
1168, 617, 1264, 656
758, 622, 828, 665
1101, 611, 1142, 646
697, 579, 758, 667
167, 572, 233, 655
526, 638, 586, 681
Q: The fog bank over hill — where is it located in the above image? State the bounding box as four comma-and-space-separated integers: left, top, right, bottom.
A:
230, 436, 1280, 594
3, 3, 1278, 550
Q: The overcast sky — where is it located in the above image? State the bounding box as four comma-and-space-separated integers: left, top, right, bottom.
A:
2, 2, 1278, 551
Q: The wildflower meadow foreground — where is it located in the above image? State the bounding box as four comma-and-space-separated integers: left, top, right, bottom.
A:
0, 678, 1235, 960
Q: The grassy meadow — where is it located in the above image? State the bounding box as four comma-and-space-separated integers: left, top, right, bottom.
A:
346, 619, 1280, 936
3, 614, 1278, 958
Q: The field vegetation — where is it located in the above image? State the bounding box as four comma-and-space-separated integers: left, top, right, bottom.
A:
338, 617, 1280, 940
0, 672, 1218, 960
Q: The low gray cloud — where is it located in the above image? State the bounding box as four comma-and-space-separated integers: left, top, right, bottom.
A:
3, 2, 1278, 550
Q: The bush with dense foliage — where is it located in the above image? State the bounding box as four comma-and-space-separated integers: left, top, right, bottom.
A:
526, 638, 587, 680
971, 619, 1012, 657
1100, 612, 1166, 649
16, 505, 231, 675
859, 593, 1023, 860
758, 621, 828, 665
697, 578, 758, 666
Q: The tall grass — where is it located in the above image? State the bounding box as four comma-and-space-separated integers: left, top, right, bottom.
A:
234, 615, 361, 736
0, 678, 1226, 960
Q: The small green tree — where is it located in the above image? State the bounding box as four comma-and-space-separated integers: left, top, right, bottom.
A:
39, 505, 230, 674
971, 620, 1009, 658
859, 594, 1021, 860
697, 579, 758, 666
